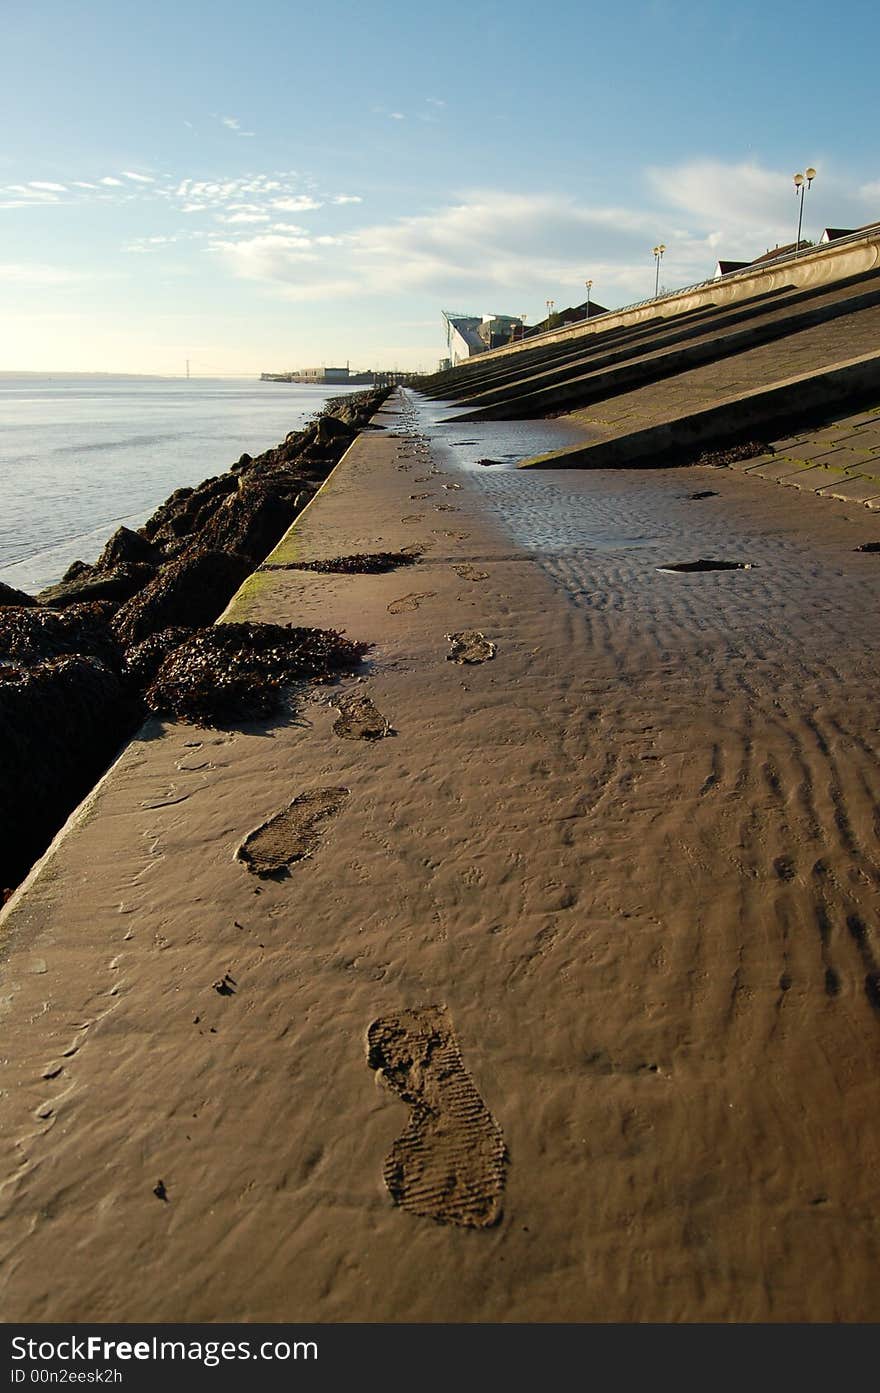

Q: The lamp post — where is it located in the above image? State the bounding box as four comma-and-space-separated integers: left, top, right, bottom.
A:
652, 244, 666, 297
546, 298, 555, 329
584, 279, 593, 318
793, 167, 817, 254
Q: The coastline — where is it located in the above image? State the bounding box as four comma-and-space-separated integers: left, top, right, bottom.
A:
0, 387, 390, 899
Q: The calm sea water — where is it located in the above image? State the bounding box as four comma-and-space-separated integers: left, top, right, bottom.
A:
0, 375, 363, 594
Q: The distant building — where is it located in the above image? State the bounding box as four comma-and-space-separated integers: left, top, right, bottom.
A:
532, 299, 608, 334
821, 220, 880, 243
442, 310, 524, 363
296, 365, 351, 383
714, 259, 750, 278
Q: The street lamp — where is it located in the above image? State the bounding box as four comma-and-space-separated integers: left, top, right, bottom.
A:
584, 279, 593, 317
652, 244, 666, 297
793, 167, 817, 254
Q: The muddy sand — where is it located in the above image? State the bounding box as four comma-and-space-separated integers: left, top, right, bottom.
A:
1, 390, 880, 1321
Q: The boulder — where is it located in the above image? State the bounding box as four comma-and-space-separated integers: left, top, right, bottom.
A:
96, 525, 160, 571
0, 581, 37, 608
37, 562, 155, 609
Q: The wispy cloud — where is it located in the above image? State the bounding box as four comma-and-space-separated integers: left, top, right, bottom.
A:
123, 171, 154, 183
218, 114, 255, 137
100, 176, 124, 186
333, 194, 362, 205
29, 181, 67, 192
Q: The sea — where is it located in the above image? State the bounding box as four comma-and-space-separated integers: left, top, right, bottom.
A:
0, 374, 364, 595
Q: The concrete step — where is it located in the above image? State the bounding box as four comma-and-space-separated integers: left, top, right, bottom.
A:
449, 275, 880, 423
518, 349, 880, 470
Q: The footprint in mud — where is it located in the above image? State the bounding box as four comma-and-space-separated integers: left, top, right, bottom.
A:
453, 563, 490, 582
332, 693, 391, 740
236, 788, 349, 877
442, 483, 462, 491
366, 1005, 507, 1228
387, 591, 436, 614
401, 514, 424, 524
410, 493, 434, 500
657, 559, 753, 573
686, 491, 719, 500
446, 630, 496, 663
435, 504, 458, 513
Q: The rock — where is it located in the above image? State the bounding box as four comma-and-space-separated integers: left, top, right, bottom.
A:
195, 482, 297, 562
37, 562, 155, 610
96, 526, 160, 571
111, 549, 254, 647
0, 582, 38, 608
315, 414, 355, 448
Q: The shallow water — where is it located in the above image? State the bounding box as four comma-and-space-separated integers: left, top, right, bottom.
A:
0, 375, 362, 592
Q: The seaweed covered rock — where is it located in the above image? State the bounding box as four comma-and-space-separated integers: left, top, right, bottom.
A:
145, 621, 368, 725
195, 480, 298, 561
142, 475, 238, 551
121, 625, 193, 689
111, 549, 254, 647
0, 601, 121, 669
0, 655, 126, 893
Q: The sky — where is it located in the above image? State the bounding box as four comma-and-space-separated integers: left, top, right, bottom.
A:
2, 0, 879, 375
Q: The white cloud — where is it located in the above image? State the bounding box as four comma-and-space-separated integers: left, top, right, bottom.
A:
389, 112, 405, 120
271, 196, 323, 212
333, 194, 362, 205
29, 181, 67, 192
123, 171, 154, 183
219, 211, 270, 224
209, 233, 319, 284
72, 181, 98, 189
100, 176, 124, 186
646, 157, 880, 255
221, 116, 241, 130
426, 98, 446, 107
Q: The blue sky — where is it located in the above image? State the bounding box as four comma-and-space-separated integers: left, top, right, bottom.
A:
2, 0, 878, 374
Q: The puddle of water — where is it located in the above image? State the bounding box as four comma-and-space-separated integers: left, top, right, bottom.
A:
657, 560, 754, 573
406, 395, 587, 472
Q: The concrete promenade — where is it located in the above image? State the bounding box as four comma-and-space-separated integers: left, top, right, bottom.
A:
2, 392, 880, 1321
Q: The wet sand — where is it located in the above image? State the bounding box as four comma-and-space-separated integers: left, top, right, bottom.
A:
1, 390, 880, 1321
